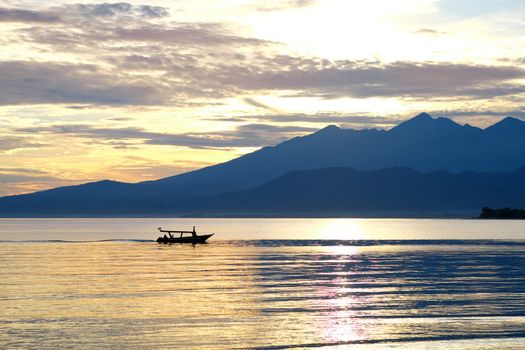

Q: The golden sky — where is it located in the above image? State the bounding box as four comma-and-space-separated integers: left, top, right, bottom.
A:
1, 0, 524, 195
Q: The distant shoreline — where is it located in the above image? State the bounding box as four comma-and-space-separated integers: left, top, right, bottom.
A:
3, 207, 524, 219
0, 214, 481, 219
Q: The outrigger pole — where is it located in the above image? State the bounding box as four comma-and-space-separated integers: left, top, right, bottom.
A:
158, 227, 197, 238
158, 227, 195, 234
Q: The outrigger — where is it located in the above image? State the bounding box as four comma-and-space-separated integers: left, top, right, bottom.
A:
156, 226, 214, 244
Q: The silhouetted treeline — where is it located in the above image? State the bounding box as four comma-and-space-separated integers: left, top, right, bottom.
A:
480, 207, 525, 219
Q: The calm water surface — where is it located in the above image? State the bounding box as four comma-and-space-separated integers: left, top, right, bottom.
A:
1, 218, 525, 349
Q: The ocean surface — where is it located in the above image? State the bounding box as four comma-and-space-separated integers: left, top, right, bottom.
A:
1, 218, 525, 349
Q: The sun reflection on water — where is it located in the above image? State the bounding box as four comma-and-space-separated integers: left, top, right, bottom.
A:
319, 218, 367, 240
312, 246, 367, 344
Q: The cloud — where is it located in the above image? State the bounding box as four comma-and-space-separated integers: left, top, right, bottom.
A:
2, 2, 524, 108
15, 123, 317, 149
0, 61, 164, 106
0, 173, 58, 184
0, 167, 49, 175
67, 3, 168, 19
106, 117, 134, 122
111, 24, 267, 46
0, 168, 85, 196
0, 3, 167, 24
432, 108, 525, 119
208, 113, 401, 126
206, 117, 247, 122
414, 28, 445, 35
218, 60, 525, 99
243, 97, 276, 110
144, 123, 316, 148
107, 156, 214, 180
20, 3, 268, 49
0, 136, 47, 152
0, 3, 272, 106
5, 56, 523, 106
0, 7, 60, 23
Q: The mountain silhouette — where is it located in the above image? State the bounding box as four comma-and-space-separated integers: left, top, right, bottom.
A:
485, 116, 525, 137
390, 112, 480, 140
177, 167, 525, 217
1, 113, 524, 216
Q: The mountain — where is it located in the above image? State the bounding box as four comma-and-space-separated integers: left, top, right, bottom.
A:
485, 116, 525, 137
134, 113, 524, 198
1, 113, 525, 216
177, 167, 525, 217
390, 112, 477, 139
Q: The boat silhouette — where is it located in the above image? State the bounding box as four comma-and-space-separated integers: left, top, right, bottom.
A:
156, 226, 214, 244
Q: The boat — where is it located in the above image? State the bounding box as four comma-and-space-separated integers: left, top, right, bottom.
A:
156, 226, 214, 244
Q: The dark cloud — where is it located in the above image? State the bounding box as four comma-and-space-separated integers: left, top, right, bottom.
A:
5, 56, 523, 106
0, 136, 47, 152
145, 123, 316, 148
21, 3, 267, 49
4, 3, 273, 106
250, 114, 400, 125
432, 108, 525, 119
66, 105, 91, 109
414, 28, 445, 35
218, 61, 525, 99
0, 61, 164, 106
68, 3, 168, 19
0, 168, 84, 196
207, 113, 401, 127
106, 52, 525, 103
243, 97, 275, 110
112, 24, 267, 46
0, 173, 60, 184
15, 123, 316, 149
0, 167, 50, 175
0, 7, 60, 23
68, 3, 132, 18
106, 117, 134, 122
137, 5, 169, 18
205, 117, 247, 122
3, 3, 524, 107
0, 3, 167, 24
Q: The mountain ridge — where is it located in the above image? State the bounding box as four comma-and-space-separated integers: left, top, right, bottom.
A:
176, 166, 525, 217
1, 113, 524, 217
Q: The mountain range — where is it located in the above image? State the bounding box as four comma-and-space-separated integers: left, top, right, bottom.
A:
180, 166, 525, 217
1, 112, 525, 217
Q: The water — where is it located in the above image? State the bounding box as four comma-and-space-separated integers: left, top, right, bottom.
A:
1, 219, 525, 349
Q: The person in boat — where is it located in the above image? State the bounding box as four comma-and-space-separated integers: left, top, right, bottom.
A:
192, 226, 196, 237
163, 234, 167, 240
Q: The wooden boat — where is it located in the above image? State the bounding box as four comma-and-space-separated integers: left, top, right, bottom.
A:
156, 226, 214, 244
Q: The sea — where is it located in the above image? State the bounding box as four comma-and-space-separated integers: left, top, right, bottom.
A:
1, 218, 524, 349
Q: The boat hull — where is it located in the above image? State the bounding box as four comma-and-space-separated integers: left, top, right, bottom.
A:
156, 234, 214, 244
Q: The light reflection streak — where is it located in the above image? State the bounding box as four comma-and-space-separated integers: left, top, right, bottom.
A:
320, 218, 367, 240
313, 245, 368, 343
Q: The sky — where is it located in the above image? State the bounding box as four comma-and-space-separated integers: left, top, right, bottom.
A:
1, 0, 524, 195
